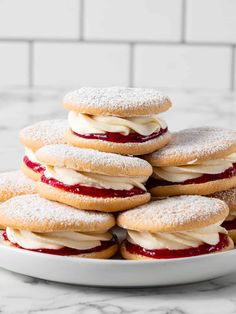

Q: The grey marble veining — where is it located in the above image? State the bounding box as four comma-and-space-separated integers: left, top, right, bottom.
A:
0, 88, 236, 314
1, 268, 236, 314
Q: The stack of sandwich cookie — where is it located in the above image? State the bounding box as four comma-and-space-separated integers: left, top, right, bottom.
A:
118, 195, 234, 260
64, 87, 171, 156
35, 144, 152, 212
0, 170, 36, 202
210, 188, 236, 242
0, 195, 117, 258
145, 127, 236, 197
19, 120, 68, 181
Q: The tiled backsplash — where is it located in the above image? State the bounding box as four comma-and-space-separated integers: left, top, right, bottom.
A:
0, 0, 235, 90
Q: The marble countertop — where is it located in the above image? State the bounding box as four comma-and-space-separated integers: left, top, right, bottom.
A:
0, 88, 236, 314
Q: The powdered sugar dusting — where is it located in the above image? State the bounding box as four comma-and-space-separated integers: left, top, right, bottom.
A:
20, 119, 68, 147
36, 144, 152, 176
0, 170, 36, 199
64, 87, 170, 115
0, 194, 114, 231
147, 127, 236, 165
210, 188, 236, 208
118, 195, 228, 231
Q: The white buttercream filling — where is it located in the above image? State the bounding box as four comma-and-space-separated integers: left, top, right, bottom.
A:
153, 153, 236, 183
25, 148, 41, 164
44, 166, 147, 191
68, 111, 167, 136
6, 227, 113, 250
127, 222, 227, 250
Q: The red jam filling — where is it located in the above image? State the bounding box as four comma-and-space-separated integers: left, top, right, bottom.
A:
23, 156, 45, 174
222, 218, 236, 231
41, 175, 145, 198
124, 233, 229, 259
147, 163, 236, 187
72, 127, 168, 143
2, 231, 117, 256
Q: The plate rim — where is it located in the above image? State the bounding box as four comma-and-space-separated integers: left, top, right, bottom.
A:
0, 241, 235, 266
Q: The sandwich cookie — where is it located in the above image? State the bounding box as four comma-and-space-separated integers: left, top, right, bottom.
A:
210, 188, 236, 242
0, 170, 36, 202
0, 195, 117, 258
35, 144, 152, 212
19, 119, 68, 181
118, 195, 233, 260
64, 87, 171, 156
145, 127, 236, 197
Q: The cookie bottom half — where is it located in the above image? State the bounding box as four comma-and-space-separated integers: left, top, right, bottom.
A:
37, 182, 151, 212
65, 129, 171, 156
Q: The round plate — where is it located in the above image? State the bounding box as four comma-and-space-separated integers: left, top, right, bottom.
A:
0, 242, 236, 287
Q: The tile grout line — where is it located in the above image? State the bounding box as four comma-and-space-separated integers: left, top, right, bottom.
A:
28, 41, 34, 88
181, 0, 186, 43
230, 46, 235, 91
0, 38, 234, 47
129, 43, 134, 87
79, 0, 84, 41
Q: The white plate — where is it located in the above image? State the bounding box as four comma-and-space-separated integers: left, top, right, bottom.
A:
0, 242, 236, 287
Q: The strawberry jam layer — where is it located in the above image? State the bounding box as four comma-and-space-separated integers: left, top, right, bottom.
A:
23, 156, 45, 174
222, 218, 236, 230
148, 163, 236, 187
124, 233, 229, 259
72, 127, 168, 143
41, 175, 145, 198
3, 231, 117, 256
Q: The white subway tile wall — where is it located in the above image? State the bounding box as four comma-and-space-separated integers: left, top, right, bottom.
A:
0, 0, 235, 90
0, 0, 80, 39
134, 45, 231, 89
34, 43, 129, 87
0, 43, 28, 86
234, 48, 236, 90
84, 0, 182, 41
186, 0, 236, 44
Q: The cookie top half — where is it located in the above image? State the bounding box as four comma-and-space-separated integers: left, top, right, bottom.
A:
63, 87, 171, 116
117, 195, 229, 233
36, 144, 153, 177
19, 119, 68, 151
0, 195, 115, 232
210, 188, 236, 211
145, 127, 236, 166
0, 170, 36, 202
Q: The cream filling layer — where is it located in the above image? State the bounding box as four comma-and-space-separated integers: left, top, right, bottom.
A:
68, 111, 167, 136
25, 147, 41, 164
127, 222, 227, 250
44, 166, 147, 191
6, 227, 113, 250
153, 153, 236, 183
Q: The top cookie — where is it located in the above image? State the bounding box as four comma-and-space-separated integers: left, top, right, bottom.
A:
19, 119, 68, 151
117, 195, 228, 233
63, 87, 171, 116
210, 188, 236, 211
0, 194, 115, 232
0, 170, 36, 202
145, 127, 236, 166
36, 144, 153, 177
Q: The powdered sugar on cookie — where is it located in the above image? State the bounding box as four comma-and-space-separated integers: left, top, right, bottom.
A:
211, 188, 236, 207
0, 170, 36, 200
0, 194, 115, 232
36, 144, 152, 176
118, 195, 228, 232
19, 119, 68, 149
145, 127, 236, 166
64, 87, 171, 116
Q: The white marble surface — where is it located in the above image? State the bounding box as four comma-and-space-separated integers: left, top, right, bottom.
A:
0, 88, 236, 313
